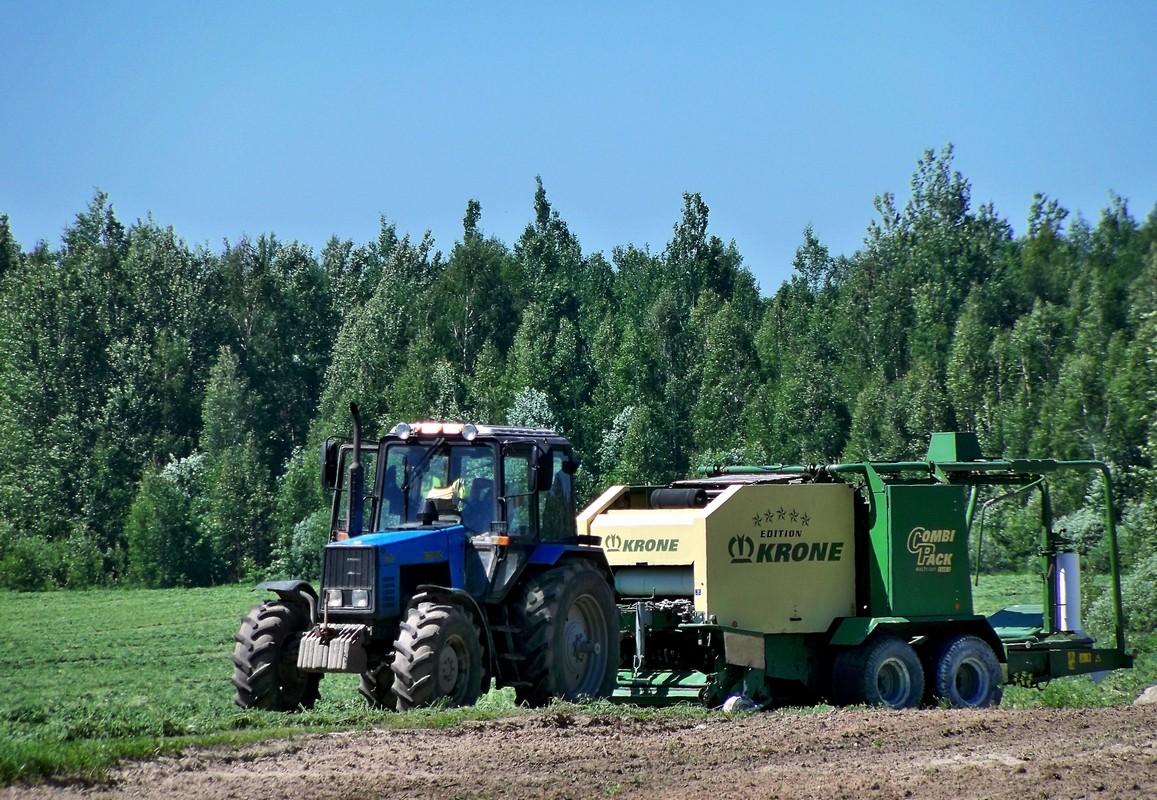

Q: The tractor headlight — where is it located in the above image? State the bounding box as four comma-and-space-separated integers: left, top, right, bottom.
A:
326, 588, 344, 608
462, 424, 478, 441
351, 589, 370, 608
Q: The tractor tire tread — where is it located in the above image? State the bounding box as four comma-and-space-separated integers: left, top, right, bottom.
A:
512, 560, 618, 707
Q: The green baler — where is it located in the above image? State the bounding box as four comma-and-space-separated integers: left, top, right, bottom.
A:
581, 432, 1133, 709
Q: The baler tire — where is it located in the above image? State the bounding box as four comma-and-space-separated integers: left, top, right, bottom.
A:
231, 600, 320, 711
390, 601, 483, 711
513, 560, 619, 707
830, 635, 923, 709
930, 635, 1003, 708
358, 661, 399, 710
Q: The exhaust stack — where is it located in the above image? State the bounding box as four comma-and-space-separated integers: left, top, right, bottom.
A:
347, 402, 364, 538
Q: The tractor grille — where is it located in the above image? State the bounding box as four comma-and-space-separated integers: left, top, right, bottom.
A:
323, 546, 376, 590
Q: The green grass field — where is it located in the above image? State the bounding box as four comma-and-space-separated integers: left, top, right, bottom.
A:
1, 578, 1152, 785
0, 584, 540, 785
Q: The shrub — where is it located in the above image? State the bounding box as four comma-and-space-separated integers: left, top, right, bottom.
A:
0, 535, 55, 591
272, 508, 329, 580
1086, 552, 1157, 638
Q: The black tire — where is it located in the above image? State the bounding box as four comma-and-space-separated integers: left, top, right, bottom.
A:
930, 634, 1003, 708
358, 661, 398, 709
391, 601, 484, 711
513, 560, 619, 707
231, 600, 320, 711
829, 635, 924, 709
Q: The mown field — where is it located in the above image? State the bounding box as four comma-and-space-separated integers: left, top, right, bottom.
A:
1, 577, 1153, 786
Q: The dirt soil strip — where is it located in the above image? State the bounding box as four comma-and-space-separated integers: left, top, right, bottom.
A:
4, 706, 1155, 800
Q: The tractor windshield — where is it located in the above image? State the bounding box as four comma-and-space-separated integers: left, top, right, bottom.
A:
381, 441, 498, 534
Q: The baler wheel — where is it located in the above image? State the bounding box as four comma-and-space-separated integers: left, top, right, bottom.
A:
391, 600, 483, 711
830, 635, 924, 709
513, 560, 619, 707
930, 635, 1003, 708
231, 600, 321, 711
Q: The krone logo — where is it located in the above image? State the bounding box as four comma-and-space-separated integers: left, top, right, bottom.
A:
729, 534, 755, 563
604, 534, 622, 552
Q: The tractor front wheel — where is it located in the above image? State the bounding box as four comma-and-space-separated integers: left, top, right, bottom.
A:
359, 661, 399, 709
514, 560, 619, 707
930, 635, 1003, 708
830, 635, 924, 709
231, 600, 320, 711
391, 601, 484, 711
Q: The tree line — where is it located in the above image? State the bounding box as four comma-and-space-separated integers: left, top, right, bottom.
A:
2, 146, 1155, 631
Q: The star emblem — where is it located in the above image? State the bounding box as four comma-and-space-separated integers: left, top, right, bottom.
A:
777, 506, 786, 520
801, 513, 811, 527
790, 509, 799, 524
752, 513, 763, 527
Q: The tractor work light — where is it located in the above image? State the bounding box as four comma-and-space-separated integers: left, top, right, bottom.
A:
393, 421, 480, 440
391, 422, 412, 440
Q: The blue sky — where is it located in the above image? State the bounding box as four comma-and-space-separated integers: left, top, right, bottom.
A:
1, 2, 1154, 293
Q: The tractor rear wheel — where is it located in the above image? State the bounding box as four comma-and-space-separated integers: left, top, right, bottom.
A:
391, 601, 483, 711
231, 600, 320, 711
830, 635, 924, 709
513, 560, 619, 707
930, 635, 1003, 708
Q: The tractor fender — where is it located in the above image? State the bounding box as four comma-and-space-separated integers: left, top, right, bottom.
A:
254, 580, 319, 625
487, 544, 611, 605
528, 543, 613, 570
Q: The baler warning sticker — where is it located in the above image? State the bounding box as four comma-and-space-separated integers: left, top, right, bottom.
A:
906, 527, 956, 572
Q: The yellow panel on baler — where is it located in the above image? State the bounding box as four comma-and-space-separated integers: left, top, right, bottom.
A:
705, 483, 856, 634
585, 482, 857, 634
592, 506, 709, 569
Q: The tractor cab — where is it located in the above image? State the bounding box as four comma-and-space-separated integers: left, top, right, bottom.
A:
322, 420, 578, 543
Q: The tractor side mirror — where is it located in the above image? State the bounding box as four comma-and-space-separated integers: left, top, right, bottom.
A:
321, 437, 341, 491
530, 446, 554, 492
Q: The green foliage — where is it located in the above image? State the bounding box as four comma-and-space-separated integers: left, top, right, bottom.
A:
2, 153, 1157, 589
273, 508, 330, 580
201, 436, 274, 583
0, 534, 56, 592
123, 456, 209, 588
506, 387, 560, 431
1087, 553, 1157, 637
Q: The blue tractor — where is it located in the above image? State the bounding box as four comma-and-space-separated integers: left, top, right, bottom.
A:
230, 405, 619, 711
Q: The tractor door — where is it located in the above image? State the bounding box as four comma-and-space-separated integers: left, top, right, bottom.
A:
501, 445, 541, 540
500, 445, 576, 542
326, 444, 378, 541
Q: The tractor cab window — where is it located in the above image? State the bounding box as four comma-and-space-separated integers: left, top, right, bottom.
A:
539, 450, 575, 542
331, 446, 378, 540
381, 442, 497, 532
502, 447, 535, 539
